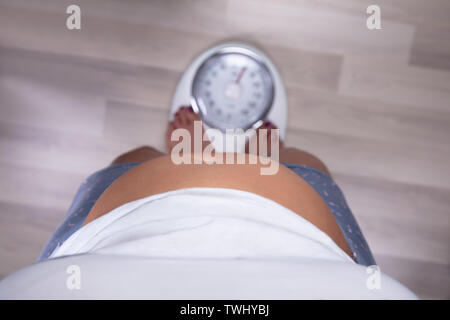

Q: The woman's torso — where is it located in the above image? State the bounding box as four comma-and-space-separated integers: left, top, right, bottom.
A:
83, 154, 352, 258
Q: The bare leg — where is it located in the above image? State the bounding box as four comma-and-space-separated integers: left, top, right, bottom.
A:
110, 146, 165, 165
279, 147, 332, 177
113, 110, 331, 176
247, 121, 332, 177
166, 106, 210, 153
112, 106, 207, 165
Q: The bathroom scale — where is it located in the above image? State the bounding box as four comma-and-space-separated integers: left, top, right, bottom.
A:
169, 42, 287, 153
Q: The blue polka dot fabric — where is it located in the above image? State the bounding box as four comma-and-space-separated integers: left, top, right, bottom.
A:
37, 162, 141, 262
283, 163, 376, 266
38, 162, 376, 266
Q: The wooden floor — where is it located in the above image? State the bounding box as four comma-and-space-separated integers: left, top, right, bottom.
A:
0, 0, 449, 299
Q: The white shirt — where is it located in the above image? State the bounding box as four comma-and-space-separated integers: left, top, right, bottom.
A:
0, 188, 417, 299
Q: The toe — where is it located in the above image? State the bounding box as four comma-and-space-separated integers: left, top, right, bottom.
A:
174, 107, 186, 127
166, 122, 177, 152
185, 106, 201, 122
166, 122, 175, 138
179, 106, 194, 126
262, 121, 273, 129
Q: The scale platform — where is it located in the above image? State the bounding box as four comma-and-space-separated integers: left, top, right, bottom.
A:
169, 42, 287, 153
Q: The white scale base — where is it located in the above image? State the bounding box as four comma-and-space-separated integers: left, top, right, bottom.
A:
169, 42, 287, 153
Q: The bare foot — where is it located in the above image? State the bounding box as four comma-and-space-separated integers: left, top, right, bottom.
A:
245, 121, 284, 156
166, 106, 212, 154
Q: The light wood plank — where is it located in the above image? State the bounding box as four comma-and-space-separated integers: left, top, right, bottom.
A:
338, 56, 450, 113
285, 127, 450, 190
0, 46, 180, 111
0, 120, 135, 175
0, 201, 62, 278
103, 100, 169, 152
410, 22, 450, 72
286, 86, 450, 150
0, 73, 105, 136
263, 46, 342, 92
0, 161, 83, 213
376, 254, 450, 300
226, 0, 414, 62
0, 0, 448, 299
334, 173, 450, 265
0, 4, 218, 72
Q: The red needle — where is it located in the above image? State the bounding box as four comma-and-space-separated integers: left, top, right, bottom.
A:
235, 67, 247, 84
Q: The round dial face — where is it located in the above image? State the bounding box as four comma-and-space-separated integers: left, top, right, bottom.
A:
192, 49, 274, 131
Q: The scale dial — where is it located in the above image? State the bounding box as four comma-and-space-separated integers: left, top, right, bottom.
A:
192, 48, 274, 131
